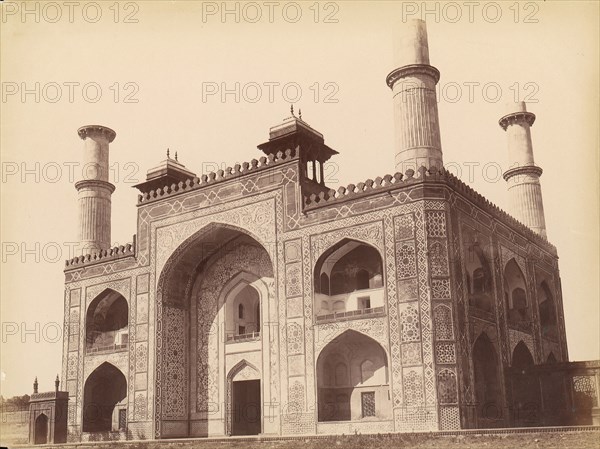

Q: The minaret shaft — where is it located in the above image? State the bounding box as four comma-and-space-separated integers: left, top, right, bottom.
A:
75, 125, 116, 255
387, 19, 443, 172
500, 102, 547, 238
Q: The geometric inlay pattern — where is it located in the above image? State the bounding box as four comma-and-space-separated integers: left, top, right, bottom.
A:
397, 242, 417, 279
435, 342, 456, 364
437, 368, 458, 404
426, 211, 447, 238
400, 304, 420, 342
433, 304, 454, 340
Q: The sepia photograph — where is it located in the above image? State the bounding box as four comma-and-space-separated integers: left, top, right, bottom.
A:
1, 1, 599, 448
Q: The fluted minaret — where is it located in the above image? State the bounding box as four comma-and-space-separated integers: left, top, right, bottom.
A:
75, 125, 116, 255
499, 102, 547, 238
386, 19, 443, 172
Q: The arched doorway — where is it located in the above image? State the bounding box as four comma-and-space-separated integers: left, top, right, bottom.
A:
227, 361, 261, 436
510, 342, 541, 426
85, 289, 128, 353
34, 413, 48, 444
156, 224, 274, 438
316, 330, 390, 422
473, 333, 503, 428
83, 362, 127, 432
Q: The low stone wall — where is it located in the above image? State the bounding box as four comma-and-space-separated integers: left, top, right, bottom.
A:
0, 409, 29, 445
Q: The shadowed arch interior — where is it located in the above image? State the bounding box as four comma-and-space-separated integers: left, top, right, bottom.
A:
34, 413, 48, 444
538, 281, 558, 340
156, 223, 273, 438
85, 289, 128, 353
473, 333, 503, 427
504, 259, 529, 324
83, 362, 127, 432
316, 330, 390, 422
510, 341, 541, 426
313, 239, 384, 318
462, 227, 493, 312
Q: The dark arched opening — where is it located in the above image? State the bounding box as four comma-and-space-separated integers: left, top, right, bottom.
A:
473, 333, 503, 427
504, 259, 529, 325
85, 289, 128, 353
34, 413, 48, 444
462, 229, 493, 312
316, 330, 390, 422
510, 342, 541, 426
538, 281, 558, 340
314, 239, 384, 319
83, 362, 127, 432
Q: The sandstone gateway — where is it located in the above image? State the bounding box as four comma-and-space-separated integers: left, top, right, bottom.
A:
27, 19, 599, 444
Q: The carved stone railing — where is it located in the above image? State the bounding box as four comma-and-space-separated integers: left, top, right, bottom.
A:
86, 343, 128, 355
226, 331, 261, 343
137, 148, 298, 205
315, 306, 386, 324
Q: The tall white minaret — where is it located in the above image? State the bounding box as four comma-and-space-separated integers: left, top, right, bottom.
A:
386, 19, 443, 172
75, 125, 116, 254
499, 102, 547, 238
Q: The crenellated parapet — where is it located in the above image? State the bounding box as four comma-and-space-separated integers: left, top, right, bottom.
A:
304, 166, 426, 207
65, 238, 136, 268
137, 147, 298, 205
304, 165, 556, 254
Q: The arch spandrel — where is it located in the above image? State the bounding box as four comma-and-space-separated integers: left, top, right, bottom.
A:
85, 280, 131, 308
508, 329, 535, 362
310, 222, 385, 264
228, 360, 260, 382
155, 199, 276, 278
315, 319, 388, 360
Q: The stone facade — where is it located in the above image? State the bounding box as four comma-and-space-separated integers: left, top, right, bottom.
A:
57, 19, 596, 443
61, 143, 575, 439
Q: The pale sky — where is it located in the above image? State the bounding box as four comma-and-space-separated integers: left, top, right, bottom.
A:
1, 1, 598, 398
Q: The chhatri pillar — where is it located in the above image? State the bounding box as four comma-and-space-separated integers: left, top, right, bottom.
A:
386, 19, 443, 173
499, 102, 547, 238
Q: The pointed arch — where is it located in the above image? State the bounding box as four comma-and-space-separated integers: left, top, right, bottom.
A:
157, 222, 273, 309
85, 288, 128, 353
472, 333, 503, 427
219, 271, 266, 340
510, 342, 541, 426
504, 258, 529, 323
155, 222, 274, 438
462, 227, 493, 311
313, 238, 385, 320
227, 359, 260, 382
313, 238, 384, 297
226, 359, 261, 436
512, 341, 534, 369
316, 330, 390, 422
34, 413, 48, 444
83, 362, 127, 432
538, 280, 558, 339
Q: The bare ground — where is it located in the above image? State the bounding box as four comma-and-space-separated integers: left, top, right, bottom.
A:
5, 430, 600, 449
